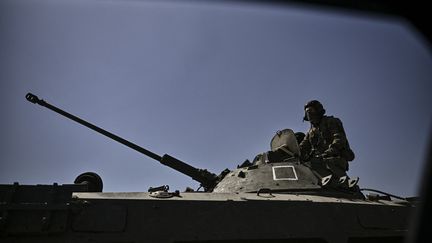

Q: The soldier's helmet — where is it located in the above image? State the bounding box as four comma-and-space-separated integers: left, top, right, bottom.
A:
303, 100, 326, 121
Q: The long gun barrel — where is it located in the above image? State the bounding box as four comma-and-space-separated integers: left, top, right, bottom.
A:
25, 93, 218, 191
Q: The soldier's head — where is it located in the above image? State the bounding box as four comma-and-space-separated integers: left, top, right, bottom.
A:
303, 100, 325, 124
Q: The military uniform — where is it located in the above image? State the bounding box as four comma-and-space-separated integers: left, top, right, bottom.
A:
299, 115, 354, 178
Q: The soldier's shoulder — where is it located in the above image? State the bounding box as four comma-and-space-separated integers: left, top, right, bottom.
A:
324, 115, 340, 121
323, 116, 343, 126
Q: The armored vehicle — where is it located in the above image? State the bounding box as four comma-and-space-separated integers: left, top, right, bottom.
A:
0, 93, 416, 243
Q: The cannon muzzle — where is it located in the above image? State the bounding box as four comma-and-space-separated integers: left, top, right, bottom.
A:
26, 93, 46, 105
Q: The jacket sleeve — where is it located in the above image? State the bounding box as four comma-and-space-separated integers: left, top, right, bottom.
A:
327, 117, 348, 153
299, 131, 311, 161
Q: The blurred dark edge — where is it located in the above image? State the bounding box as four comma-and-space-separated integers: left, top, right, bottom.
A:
408, 126, 432, 243
217, 0, 431, 50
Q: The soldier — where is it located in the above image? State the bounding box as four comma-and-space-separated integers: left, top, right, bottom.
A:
299, 100, 355, 179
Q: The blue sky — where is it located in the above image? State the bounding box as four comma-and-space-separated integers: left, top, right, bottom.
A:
1, 0, 431, 197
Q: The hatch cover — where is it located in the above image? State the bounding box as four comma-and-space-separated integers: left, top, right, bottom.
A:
272, 165, 298, 181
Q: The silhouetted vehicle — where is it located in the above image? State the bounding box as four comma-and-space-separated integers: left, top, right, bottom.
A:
0, 93, 416, 243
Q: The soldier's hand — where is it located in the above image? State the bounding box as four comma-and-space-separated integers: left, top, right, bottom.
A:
323, 148, 338, 158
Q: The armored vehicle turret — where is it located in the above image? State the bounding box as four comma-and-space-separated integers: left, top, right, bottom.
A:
0, 93, 416, 243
